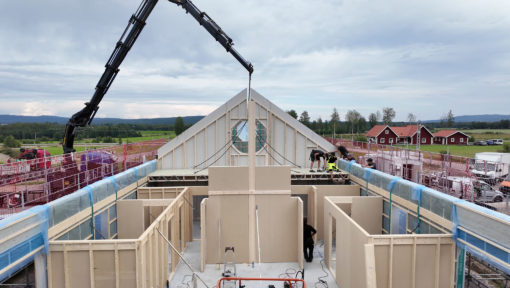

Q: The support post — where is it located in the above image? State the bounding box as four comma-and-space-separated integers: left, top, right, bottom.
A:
35, 252, 48, 288
248, 98, 257, 263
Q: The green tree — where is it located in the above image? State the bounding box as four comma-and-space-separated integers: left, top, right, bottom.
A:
382, 107, 396, 125
174, 117, 185, 136
287, 109, 298, 119
446, 110, 454, 128
299, 111, 311, 127
3, 135, 20, 148
368, 113, 378, 128
330, 108, 340, 134
407, 113, 416, 124
358, 117, 367, 132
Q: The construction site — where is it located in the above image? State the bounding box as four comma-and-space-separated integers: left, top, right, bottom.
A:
0, 89, 509, 288
1, 0, 510, 287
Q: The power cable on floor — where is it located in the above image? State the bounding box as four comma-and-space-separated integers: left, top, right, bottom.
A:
314, 250, 329, 288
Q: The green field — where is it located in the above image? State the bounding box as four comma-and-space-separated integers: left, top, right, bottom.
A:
460, 129, 510, 134
397, 144, 507, 158
456, 129, 510, 141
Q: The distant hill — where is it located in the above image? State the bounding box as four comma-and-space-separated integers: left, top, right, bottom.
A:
424, 114, 510, 123
0, 115, 204, 125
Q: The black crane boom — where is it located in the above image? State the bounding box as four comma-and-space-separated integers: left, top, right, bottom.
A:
63, 0, 253, 153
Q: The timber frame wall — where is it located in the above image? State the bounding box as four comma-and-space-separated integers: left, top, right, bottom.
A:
47, 187, 192, 288
324, 196, 456, 288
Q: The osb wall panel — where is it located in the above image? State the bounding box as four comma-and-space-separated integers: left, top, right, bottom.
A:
324, 197, 370, 288
352, 197, 382, 235
208, 167, 249, 192
374, 242, 454, 288
190, 186, 209, 196
94, 251, 115, 287
118, 250, 137, 288
254, 166, 291, 191
209, 166, 291, 193
48, 246, 137, 288
255, 195, 299, 262
290, 185, 312, 195
49, 251, 64, 288
118, 200, 145, 239
315, 185, 361, 239
205, 195, 250, 263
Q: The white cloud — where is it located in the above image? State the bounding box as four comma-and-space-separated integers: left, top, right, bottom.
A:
1, 0, 510, 122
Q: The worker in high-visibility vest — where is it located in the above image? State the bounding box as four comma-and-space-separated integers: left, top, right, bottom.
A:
326, 152, 339, 181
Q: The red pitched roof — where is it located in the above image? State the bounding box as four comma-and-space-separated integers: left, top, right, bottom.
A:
392, 125, 416, 137
391, 125, 433, 137
366, 125, 388, 137
433, 130, 467, 137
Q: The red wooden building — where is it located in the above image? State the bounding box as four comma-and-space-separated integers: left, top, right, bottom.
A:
392, 125, 434, 145
433, 130, 469, 145
366, 125, 398, 145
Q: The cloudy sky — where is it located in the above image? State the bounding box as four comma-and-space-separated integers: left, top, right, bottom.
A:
1, 0, 509, 122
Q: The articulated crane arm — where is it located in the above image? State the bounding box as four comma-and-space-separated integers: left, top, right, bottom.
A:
63, 0, 253, 153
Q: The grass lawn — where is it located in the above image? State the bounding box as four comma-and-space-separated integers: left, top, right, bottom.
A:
396, 144, 506, 158
140, 130, 176, 137
43, 146, 92, 155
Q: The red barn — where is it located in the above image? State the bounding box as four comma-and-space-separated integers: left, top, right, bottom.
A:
433, 130, 469, 145
392, 125, 434, 145
366, 125, 398, 145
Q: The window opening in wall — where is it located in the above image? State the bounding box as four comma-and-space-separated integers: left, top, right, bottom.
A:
232, 120, 267, 153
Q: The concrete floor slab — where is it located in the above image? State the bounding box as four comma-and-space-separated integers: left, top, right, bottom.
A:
170, 241, 338, 288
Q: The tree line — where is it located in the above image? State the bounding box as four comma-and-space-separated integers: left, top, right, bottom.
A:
286, 108, 510, 136
0, 122, 181, 144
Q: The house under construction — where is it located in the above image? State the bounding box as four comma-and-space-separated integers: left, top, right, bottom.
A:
1, 89, 509, 288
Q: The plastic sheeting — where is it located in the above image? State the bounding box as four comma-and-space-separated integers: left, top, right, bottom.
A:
0, 160, 156, 282
0, 204, 49, 282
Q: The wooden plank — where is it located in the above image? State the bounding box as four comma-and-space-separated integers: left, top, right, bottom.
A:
201, 198, 206, 272
64, 244, 70, 288
435, 238, 440, 288
388, 237, 393, 288
364, 244, 377, 288
135, 241, 142, 288
115, 243, 120, 288
47, 249, 53, 288
89, 245, 95, 288
411, 237, 416, 288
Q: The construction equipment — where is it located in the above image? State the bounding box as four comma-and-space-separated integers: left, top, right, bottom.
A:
62, 0, 253, 154
222, 246, 237, 277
